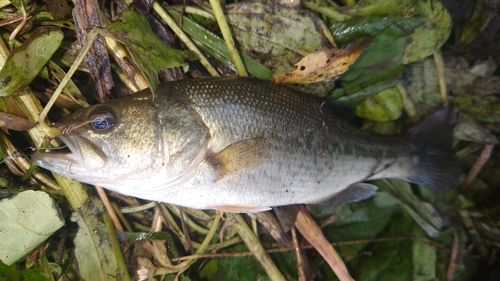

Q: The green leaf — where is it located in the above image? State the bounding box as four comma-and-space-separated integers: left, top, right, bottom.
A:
459, 0, 490, 44
330, 15, 418, 44
0, 190, 64, 265
452, 95, 500, 123
105, 10, 194, 94
330, 15, 419, 102
350, 212, 414, 281
0, 261, 52, 281
311, 193, 399, 257
225, 2, 329, 76
8, 0, 30, 14
199, 259, 217, 279
402, 0, 452, 64
454, 112, 499, 144
205, 244, 269, 281
167, 10, 272, 80
411, 226, 438, 281
356, 86, 403, 121
71, 197, 118, 281
376, 179, 445, 237
305, 0, 418, 24
0, 28, 63, 96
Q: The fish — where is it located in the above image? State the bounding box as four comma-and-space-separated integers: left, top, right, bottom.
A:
32, 77, 460, 212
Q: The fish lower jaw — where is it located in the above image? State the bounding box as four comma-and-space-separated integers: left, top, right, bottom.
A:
32, 151, 84, 174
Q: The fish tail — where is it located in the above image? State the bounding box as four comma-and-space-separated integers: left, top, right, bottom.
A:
405, 107, 461, 190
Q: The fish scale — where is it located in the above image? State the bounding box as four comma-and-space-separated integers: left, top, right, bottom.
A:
33, 77, 459, 212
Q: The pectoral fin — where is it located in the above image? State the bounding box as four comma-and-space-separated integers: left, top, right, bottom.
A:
208, 137, 271, 180
322, 183, 378, 206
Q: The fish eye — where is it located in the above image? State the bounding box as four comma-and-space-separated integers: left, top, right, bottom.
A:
89, 112, 115, 131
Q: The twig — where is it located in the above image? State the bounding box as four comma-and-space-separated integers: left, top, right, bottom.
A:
9, 5, 27, 40
111, 203, 133, 232
53, 228, 69, 280
0, 3, 36, 28
433, 50, 448, 106
396, 82, 419, 123
0, 132, 60, 190
459, 144, 495, 193
292, 226, 307, 281
170, 235, 448, 262
179, 207, 192, 252
446, 232, 459, 281
459, 209, 488, 258
96, 186, 123, 231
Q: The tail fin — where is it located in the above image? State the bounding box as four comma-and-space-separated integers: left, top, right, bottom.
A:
405, 107, 461, 190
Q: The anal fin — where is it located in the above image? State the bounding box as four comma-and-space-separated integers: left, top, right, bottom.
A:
208, 137, 271, 180
273, 205, 300, 232
211, 205, 272, 213
321, 183, 378, 206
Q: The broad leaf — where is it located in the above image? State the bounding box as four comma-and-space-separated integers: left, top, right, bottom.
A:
0, 28, 63, 96
105, 10, 195, 94
72, 197, 118, 281
0, 190, 64, 265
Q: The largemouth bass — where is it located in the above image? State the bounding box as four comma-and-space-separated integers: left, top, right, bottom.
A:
33, 77, 459, 212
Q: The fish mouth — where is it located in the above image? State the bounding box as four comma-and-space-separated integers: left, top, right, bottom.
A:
32, 134, 97, 174
31, 135, 83, 171
58, 135, 84, 162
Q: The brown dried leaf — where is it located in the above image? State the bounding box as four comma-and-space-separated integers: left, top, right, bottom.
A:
0, 111, 35, 132
273, 37, 371, 84
295, 205, 354, 281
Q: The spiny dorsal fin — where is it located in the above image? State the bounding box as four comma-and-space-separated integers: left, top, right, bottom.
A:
208, 137, 271, 180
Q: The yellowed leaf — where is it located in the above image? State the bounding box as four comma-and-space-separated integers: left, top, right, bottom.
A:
273, 37, 371, 84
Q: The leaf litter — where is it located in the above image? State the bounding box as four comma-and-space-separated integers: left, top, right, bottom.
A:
0, 0, 499, 280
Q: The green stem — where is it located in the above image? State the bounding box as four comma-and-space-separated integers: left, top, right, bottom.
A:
121, 201, 156, 213
167, 204, 210, 234
232, 214, 286, 281
153, 211, 222, 277
102, 211, 131, 281
53, 174, 88, 209
38, 28, 100, 138
152, 1, 220, 77
208, 0, 248, 77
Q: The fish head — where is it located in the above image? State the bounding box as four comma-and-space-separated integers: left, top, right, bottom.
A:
33, 94, 169, 191
33, 90, 211, 197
